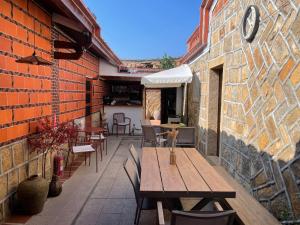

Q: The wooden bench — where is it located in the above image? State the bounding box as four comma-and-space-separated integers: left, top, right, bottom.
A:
213, 165, 281, 225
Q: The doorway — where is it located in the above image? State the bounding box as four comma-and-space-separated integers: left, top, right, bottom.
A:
85, 79, 92, 117
207, 66, 223, 156
161, 88, 177, 124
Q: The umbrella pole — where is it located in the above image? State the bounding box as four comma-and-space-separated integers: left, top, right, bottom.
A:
182, 82, 187, 123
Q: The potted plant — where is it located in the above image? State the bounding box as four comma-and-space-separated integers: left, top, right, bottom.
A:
16, 117, 76, 214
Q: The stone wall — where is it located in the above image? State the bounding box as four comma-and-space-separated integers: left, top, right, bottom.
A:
187, 0, 300, 222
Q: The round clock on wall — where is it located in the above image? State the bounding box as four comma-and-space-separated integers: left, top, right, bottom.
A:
241, 5, 260, 42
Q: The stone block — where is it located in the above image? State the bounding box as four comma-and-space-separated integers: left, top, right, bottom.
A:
265, 116, 278, 140
249, 82, 259, 103
260, 20, 274, 43
268, 138, 284, 156
284, 107, 300, 128
257, 131, 270, 151
267, 15, 284, 43
282, 9, 297, 36
29, 159, 38, 176
253, 47, 264, 70
252, 170, 268, 187
223, 35, 232, 53
282, 168, 300, 217
19, 165, 28, 183
291, 11, 300, 42
287, 34, 300, 58
271, 34, 289, 67
291, 159, 300, 180
261, 80, 272, 99
278, 146, 295, 165
12, 142, 24, 166
266, 65, 279, 86
0, 174, 7, 200
263, 96, 277, 117
271, 160, 284, 189
7, 170, 18, 194
274, 101, 289, 123
261, 44, 273, 67
292, 130, 300, 152
274, 80, 286, 103
279, 57, 296, 82
270, 192, 292, 221
290, 63, 300, 86
257, 184, 276, 199
245, 47, 255, 71
1, 146, 12, 173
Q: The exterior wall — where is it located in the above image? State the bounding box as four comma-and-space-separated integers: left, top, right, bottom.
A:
0, 0, 52, 220
0, 0, 107, 221
57, 34, 101, 122
187, 0, 300, 222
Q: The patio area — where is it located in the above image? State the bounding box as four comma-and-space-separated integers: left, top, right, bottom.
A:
0, 0, 299, 224
23, 137, 156, 225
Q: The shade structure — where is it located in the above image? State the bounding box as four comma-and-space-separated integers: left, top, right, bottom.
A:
141, 64, 193, 88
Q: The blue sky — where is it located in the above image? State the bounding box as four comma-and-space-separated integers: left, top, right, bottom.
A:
84, 0, 201, 59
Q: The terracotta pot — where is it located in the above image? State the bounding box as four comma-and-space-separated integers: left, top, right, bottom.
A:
16, 175, 49, 214
48, 175, 62, 197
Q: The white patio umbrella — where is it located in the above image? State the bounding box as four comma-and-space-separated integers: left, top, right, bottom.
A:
141, 64, 193, 116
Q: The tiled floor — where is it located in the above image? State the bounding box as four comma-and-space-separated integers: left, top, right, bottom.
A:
73, 138, 156, 225
8, 136, 157, 225
21, 136, 126, 225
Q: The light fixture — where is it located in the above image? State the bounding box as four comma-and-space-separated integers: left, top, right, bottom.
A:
16, 18, 52, 66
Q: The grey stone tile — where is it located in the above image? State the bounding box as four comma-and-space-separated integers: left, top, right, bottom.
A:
95, 213, 122, 225
101, 199, 125, 214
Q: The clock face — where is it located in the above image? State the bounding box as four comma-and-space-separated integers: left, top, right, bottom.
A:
242, 5, 260, 42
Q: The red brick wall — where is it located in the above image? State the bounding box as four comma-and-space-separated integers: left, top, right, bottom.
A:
0, 0, 104, 144
57, 34, 101, 122
0, 0, 52, 145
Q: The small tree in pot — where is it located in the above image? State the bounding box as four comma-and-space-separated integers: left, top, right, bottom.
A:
16, 117, 76, 214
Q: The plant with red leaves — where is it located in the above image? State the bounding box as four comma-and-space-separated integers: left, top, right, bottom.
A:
28, 117, 78, 178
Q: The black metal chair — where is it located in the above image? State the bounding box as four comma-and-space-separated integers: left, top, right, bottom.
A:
123, 158, 157, 225
157, 201, 236, 225
112, 112, 131, 135
176, 127, 195, 147
141, 125, 167, 147
129, 144, 141, 176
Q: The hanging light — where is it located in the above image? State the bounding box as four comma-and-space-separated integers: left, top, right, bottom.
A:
16, 18, 52, 66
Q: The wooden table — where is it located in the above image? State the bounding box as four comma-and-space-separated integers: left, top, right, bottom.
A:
159, 123, 183, 130
144, 119, 161, 126
82, 127, 105, 133
140, 147, 236, 209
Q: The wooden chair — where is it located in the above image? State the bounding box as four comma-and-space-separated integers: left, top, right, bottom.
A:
141, 125, 167, 147
176, 127, 195, 147
112, 113, 131, 135
66, 130, 98, 176
129, 144, 141, 176
157, 201, 236, 225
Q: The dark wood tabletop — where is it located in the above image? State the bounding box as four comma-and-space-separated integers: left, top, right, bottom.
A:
140, 147, 236, 199
81, 127, 105, 133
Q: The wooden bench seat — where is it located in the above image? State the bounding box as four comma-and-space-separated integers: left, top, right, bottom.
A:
213, 166, 281, 225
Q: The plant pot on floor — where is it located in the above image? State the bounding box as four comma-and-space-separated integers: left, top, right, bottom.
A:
16, 175, 49, 214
